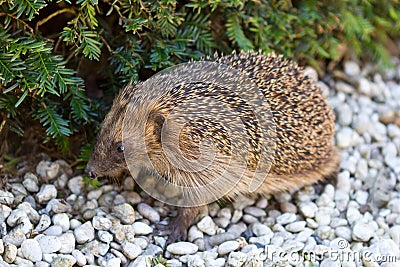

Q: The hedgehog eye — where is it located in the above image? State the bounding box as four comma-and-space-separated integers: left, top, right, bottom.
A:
116, 143, 125, 153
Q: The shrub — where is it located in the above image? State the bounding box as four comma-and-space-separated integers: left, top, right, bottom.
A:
0, 0, 399, 153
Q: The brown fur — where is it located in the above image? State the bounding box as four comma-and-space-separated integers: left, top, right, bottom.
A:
86, 52, 339, 243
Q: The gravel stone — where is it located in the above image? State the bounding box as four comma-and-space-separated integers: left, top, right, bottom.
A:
23, 173, 39, 192
217, 240, 239, 255
137, 203, 160, 223
3, 228, 26, 246
52, 213, 70, 232
232, 196, 255, 210
7, 209, 28, 227
355, 159, 369, 180
388, 198, 400, 213
197, 216, 218, 236
335, 190, 350, 212
67, 176, 84, 195
121, 241, 142, 260
243, 206, 266, 217
214, 216, 231, 228
282, 239, 305, 252
80, 240, 99, 258
226, 252, 247, 267
188, 225, 204, 242
69, 219, 82, 229
43, 225, 63, 236
342, 158, 357, 176
13, 257, 34, 266
249, 234, 272, 246
354, 190, 369, 205
315, 209, 332, 226
92, 216, 112, 230
346, 206, 362, 225
112, 203, 136, 224
320, 258, 341, 267
74, 221, 95, 244
276, 212, 297, 225
338, 104, 353, 126
316, 225, 332, 240
255, 198, 268, 209
36, 160, 60, 180
142, 244, 162, 256
128, 255, 153, 266
35, 235, 61, 253
358, 77, 372, 96
82, 209, 96, 220
11, 183, 27, 198
335, 226, 352, 241
87, 189, 102, 200
4, 244, 17, 263
204, 258, 225, 267
17, 201, 40, 222
14, 215, 33, 234
209, 232, 236, 246
336, 127, 360, 148
98, 230, 113, 243
35, 261, 50, 267
98, 242, 110, 256
217, 207, 232, 219
36, 185, 57, 203
167, 242, 198, 255
296, 228, 314, 242
231, 210, 243, 223
51, 255, 76, 267
46, 199, 72, 214
21, 239, 42, 262
252, 223, 273, 237
352, 222, 374, 242
389, 225, 400, 245
285, 221, 306, 233
280, 202, 297, 213
344, 61, 361, 76
72, 250, 86, 266
227, 223, 247, 237
303, 66, 318, 81
132, 222, 152, 235
0, 203, 12, 222
330, 218, 348, 228
299, 202, 318, 218
0, 190, 14, 205
102, 257, 122, 267
59, 232, 76, 253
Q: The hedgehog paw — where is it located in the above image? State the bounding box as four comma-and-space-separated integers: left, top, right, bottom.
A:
167, 220, 188, 244
153, 221, 187, 244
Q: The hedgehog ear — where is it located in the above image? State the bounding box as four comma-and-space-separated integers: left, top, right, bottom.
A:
149, 112, 165, 141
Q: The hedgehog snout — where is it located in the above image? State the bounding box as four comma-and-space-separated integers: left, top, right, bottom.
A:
85, 165, 97, 179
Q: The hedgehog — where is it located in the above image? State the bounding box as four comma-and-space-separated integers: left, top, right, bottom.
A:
85, 51, 339, 242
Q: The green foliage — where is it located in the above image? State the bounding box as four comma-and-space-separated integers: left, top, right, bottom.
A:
83, 175, 101, 189
0, 0, 399, 154
76, 142, 93, 170
2, 154, 21, 168
77, 143, 101, 188
151, 254, 171, 267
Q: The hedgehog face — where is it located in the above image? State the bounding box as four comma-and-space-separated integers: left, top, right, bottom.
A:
85, 94, 166, 180
85, 106, 128, 179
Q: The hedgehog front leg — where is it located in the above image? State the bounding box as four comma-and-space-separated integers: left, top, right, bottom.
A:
167, 206, 202, 243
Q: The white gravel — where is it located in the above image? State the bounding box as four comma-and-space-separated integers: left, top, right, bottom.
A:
0, 58, 400, 266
